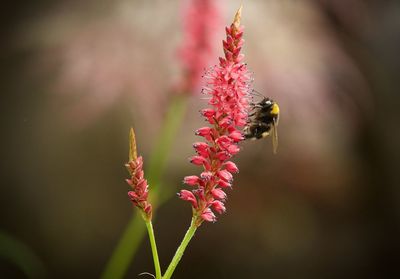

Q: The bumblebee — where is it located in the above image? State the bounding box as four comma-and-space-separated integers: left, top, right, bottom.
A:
244, 93, 280, 153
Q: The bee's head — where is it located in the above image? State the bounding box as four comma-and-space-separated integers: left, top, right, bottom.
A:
260, 98, 279, 115
258, 98, 273, 108
271, 102, 279, 116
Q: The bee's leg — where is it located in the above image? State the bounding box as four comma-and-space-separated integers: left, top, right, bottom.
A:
249, 102, 263, 108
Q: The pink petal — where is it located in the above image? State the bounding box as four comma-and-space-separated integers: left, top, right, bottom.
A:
201, 208, 216, 222
195, 127, 212, 137
218, 170, 233, 182
183, 175, 200, 186
211, 188, 227, 200
212, 200, 226, 214
227, 144, 240, 155
200, 108, 215, 118
229, 130, 244, 141
178, 190, 198, 208
224, 161, 239, 173
189, 156, 207, 166
218, 179, 232, 188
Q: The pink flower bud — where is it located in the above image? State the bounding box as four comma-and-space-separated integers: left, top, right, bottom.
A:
226, 35, 234, 45
136, 169, 144, 180
227, 144, 240, 155
196, 149, 210, 158
128, 191, 139, 201
219, 117, 232, 127
201, 108, 215, 118
215, 151, 231, 161
183, 175, 200, 186
224, 161, 239, 173
189, 156, 207, 165
224, 50, 233, 62
139, 191, 148, 201
193, 142, 209, 154
136, 179, 148, 193
179, 190, 198, 208
215, 135, 232, 146
212, 200, 226, 214
193, 141, 208, 150
201, 208, 216, 222
126, 179, 134, 187
144, 204, 152, 215
211, 188, 227, 200
218, 170, 233, 182
235, 117, 247, 126
194, 188, 205, 200
195, 127, 212, 137
229, 130, 244, 141
128, 161, 136, 170
218, 179, 232, 188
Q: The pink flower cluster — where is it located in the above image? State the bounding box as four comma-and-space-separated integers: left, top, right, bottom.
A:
177, 0, 221, 94
126, 156, 152, 220
179, 8, 251, 223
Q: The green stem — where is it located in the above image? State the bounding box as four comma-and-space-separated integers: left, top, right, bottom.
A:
101, 95, 187, 279
145, 221, 161, 279
100, 211, 146, 279
0, 231, 46, 279
162, 217, 198, 279
147, 95, 187, 193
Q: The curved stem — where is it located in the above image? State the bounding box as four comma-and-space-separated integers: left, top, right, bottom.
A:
0, 231, 46, 279
101, 95, 187, 279
145, 221, 161, 279
147, 95, 187, 193
100, 211, 146, 279
162, 217, 198, 279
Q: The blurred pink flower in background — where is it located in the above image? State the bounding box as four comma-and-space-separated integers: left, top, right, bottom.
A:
176, 0, 222, 94
30, 0, 223, 130
179, 7, 251, 223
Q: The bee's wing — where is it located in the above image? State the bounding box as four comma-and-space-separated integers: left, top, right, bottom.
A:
271, 119, 279, 154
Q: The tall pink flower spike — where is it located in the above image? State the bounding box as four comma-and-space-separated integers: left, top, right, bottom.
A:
179, 6, 252, 224
126, 128, 152, 220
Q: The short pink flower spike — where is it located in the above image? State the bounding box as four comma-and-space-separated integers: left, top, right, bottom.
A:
126, 128, 152, 220
179, 6, 252, 224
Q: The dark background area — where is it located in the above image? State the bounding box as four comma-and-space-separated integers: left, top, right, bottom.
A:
1, 0, 400, 278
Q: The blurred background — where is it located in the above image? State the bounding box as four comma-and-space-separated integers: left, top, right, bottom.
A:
1, 0, 400, 278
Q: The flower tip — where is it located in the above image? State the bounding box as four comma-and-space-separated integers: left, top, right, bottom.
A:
129, 128, 138, 162
233, 5, 243, 30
